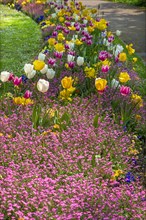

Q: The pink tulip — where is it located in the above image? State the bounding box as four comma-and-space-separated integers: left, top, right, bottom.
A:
13, 76, 22, 86
24, 90, 32, 99
120, 85, 131, 96
101, 65, 110, 73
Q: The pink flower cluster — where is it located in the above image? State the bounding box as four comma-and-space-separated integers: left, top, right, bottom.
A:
0, 97, 145, 219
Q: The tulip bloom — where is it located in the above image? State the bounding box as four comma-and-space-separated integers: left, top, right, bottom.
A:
101, 65, 110, 73
24, 63, 36, 79
120, 85, 131, 96
77, 56, 84, 66
33, 60, 45, 71
61, 76, 74, 89
119, 72, 131, 83
119, 52, 127, 62
40, 65, 48, 74
37, 79, 49, 93
95, 78, 107, 94
46, 68, 55, 79
24, 90, 32, 99
13, 76, 22, 86
0, 71, 11, 82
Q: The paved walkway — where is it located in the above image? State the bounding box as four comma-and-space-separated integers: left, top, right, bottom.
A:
79, 0, 146, 62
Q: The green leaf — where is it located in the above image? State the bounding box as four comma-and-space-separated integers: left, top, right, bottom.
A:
91, 155, 96, 167
93, 114, 99, 128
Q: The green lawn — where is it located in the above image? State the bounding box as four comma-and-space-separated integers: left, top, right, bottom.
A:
0, 4, 42, 75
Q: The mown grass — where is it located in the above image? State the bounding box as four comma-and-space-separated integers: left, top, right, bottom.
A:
0, 4, 42, 75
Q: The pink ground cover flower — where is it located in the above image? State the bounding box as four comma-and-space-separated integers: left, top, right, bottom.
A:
0, 96, 145, 219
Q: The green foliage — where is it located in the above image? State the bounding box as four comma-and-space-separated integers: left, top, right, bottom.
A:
0, 4, 42, 75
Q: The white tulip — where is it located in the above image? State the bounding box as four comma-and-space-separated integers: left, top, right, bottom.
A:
67, 54, 75, 62
37, 79, 49, 93
77, 56, 84, 66
38, 53, 46, 61
24, 63, 34, 74
116, 30, 122, 36
111, 79, 120, 89
83, 19, 88, 24
27, 70, 36, 79
114, 44, 124, 57
0, 71, 11, 82
40, 64, 48, 74
46, 68, 55, 79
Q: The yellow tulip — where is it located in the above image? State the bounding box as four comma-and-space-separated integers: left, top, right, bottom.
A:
57, 33, 65, 41
119, 72, 131, 83
131, 94, 143, 108
33, 60, 45, 71
54, 43, 65, 52
48, 38, 56, 46
126, 44, 135, 55
95, 78, 107, 92
59, 89, 72, 101
119, 52, 127, 62
84, 67, 95, 78
61, 76, 74, 89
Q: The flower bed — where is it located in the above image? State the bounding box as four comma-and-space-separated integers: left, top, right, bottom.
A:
0, 0, 146, 219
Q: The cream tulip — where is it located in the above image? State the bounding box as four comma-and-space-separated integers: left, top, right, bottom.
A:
37, 79, 49, 93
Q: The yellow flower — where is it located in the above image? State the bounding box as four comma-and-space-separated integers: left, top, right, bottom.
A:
113, 169, 123, 178
119, 72, 131, 83
84, 67, 95, 78
54, 43, 65, 52
75, 39, 83, 45
0, 133, 4, 136
119, 52, 127, 62
126, 44, 135, 55
59, 89, 72, 101
65, 63, 69, 69
135, 114, 141, 120
59, 16, 64, 23
131, 94, 143, 107
48, 38, 56, 46
13, 97, 22, 105
87, 26, 94, 33
57, 9, 65, 17
68, 26, 76, 31
67, 87, 76, 93
102, 59, 111, 66
33, 60, 45, 71
94, 19, 107, 30
57, 33, 65, 41
133, 57, 137, 63
95, 78, 107, 91
13, 97, 33, 105
53, 124, 60, 129
61, 76, 74, 89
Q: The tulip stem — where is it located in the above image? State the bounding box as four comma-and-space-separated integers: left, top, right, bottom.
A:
98, 93, 101, 115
